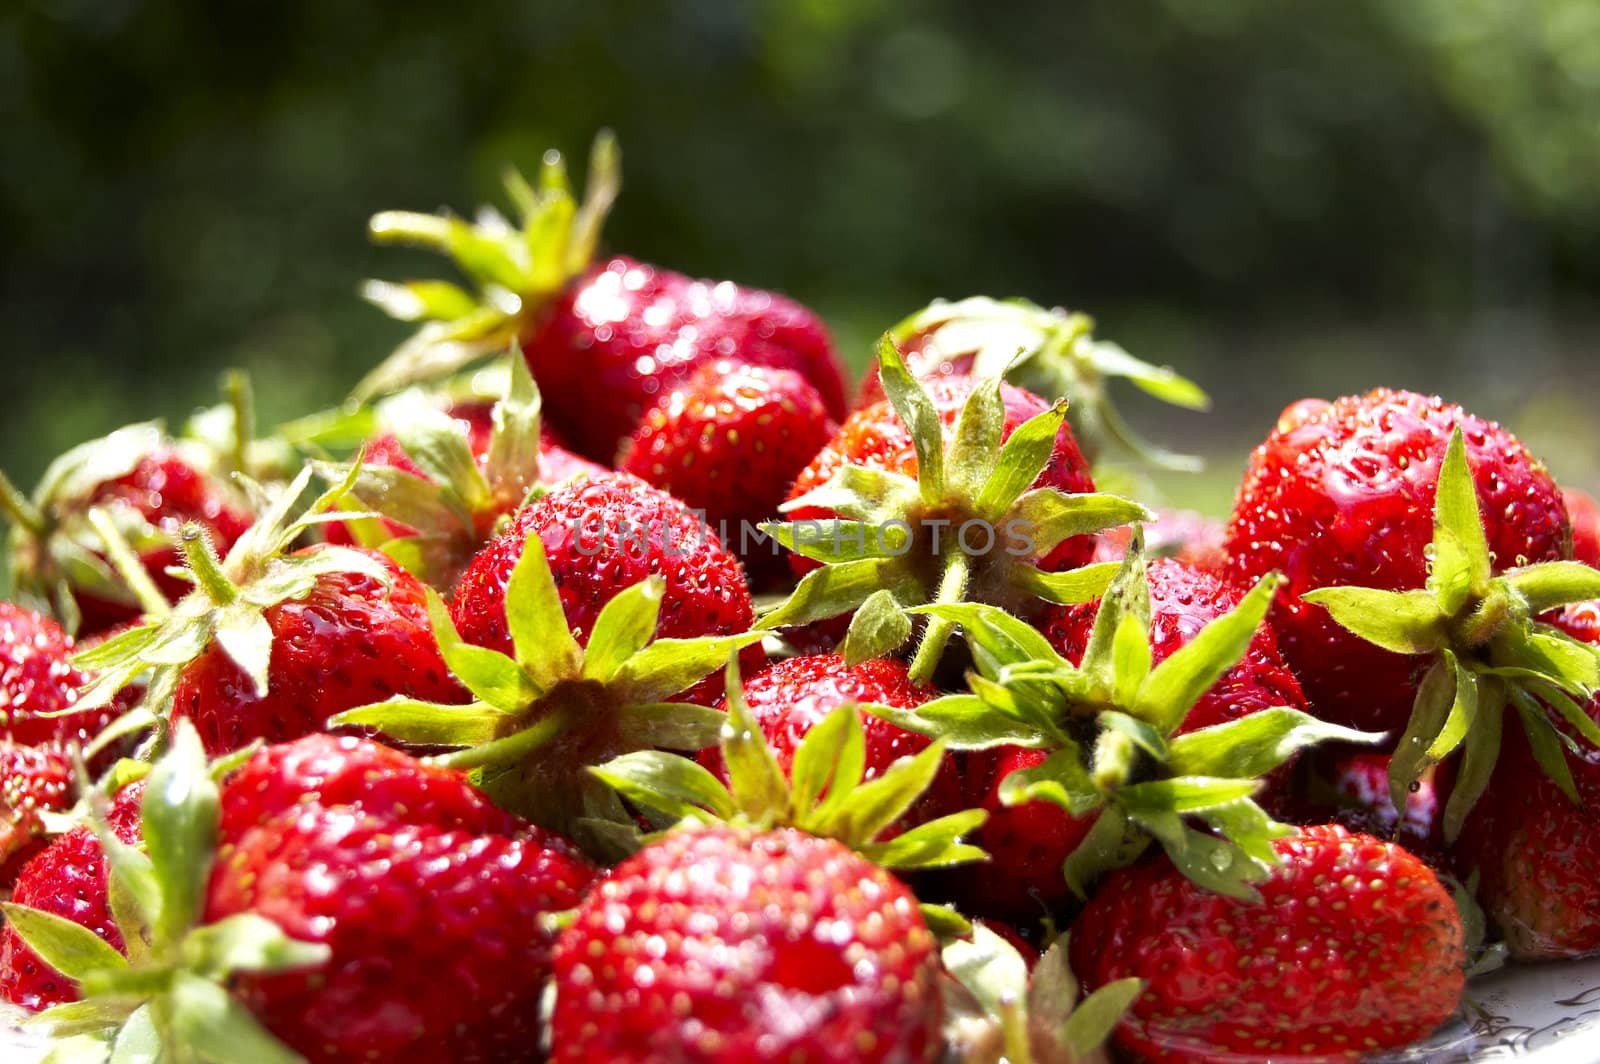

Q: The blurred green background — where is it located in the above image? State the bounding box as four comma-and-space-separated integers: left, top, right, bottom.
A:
3, 0, 1598, 513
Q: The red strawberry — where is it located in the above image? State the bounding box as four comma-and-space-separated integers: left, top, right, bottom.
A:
358, 136, 847, 462
550, 824, 941, 1063
1447, 599, 1600, 958
0, 741, 73, 882
206, 734, 597, 1062
0, 602, 118, 749
1224, 389, 1569, 735
1564, 487, 1600, 568
3, 426, 253, 637
0, 780, 144, 1011
619, 359, 835, 576
696, 654, 962, 834
451, 471, 756, 669
1286, 749, 1452, 871
1042, 558, 1308, 740
169, 544, 465, 755
1070, 823, 1465, 1062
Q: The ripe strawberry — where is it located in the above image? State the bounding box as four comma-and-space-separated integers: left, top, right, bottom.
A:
1564, 487, 1600, 567
71, 466, 466, 757
1447, 599, 1600, 959
857, 296, 1209, 471
168, 545, 465, 755
0, 780, 144, 1011
696, 654, 962, 834
451, 471, 755, 665
1224, 389, 1569, 736
357, 134, 847, 461
0, 741, 73, 882
619, 359, 835, 575
0, 602, 118, 749
2, 424, 253, 636
550, 823, 942, 1064
1070, 824, 1465, 1061
206, 734, 597, 1062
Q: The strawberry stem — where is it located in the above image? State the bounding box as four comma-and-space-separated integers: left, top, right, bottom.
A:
430, 704, 574, 772
85, 508, 171, 619
1454, 584, 1513, 648
178, 523, 238, 606
222, 369, 254, 478
0, 468, 47, 538
909, 549, 971, 684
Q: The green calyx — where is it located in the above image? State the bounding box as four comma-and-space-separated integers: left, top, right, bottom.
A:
870, 534, 1383, 900
890, 296, 1211, 472
590, 656, 988, 873
319, 353, 567, 588
331, 532, 763, 851
942, 927, 1141, 1064
761, 335, 1149, 684
7, 721, 326, 1064
69, 463, 390, 734
1302, 427, 1600, 842
0, 422, 181, 635
353, 131, 621, 403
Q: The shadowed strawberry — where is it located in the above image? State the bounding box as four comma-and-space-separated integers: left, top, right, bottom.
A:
940, 925, 1140, 1064
552, 666, 988, 1063
1229, 406, 1600, 839
763, 338, 1147, 684
0, 423, 254, 637
1564, 487, 1600, 568
1070, 824, 1466, 1062
68, 464, 466, 756
619, 359, 835, 579
1283, 749, 1452, 871
859, 296, 1209, 471
354, 133, 847, 461
332, 520, 764, 854
871, 535, 1380, 915
1449, 600, 1600, 959
321, 356, 604, 589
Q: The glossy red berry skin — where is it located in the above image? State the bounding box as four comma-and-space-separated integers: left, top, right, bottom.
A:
1071, 824, 1465, 1062
786, 376, 1097, 577
1448, 601, 1600, 959
169, 546, 465, 756
450, 472, 758, 701
0, 782, 145, 1011
619, 360, 835, 574
1224, 389, 1568, 732
697, 654, 962, 835
0, 741, 74, 883
0, 603, 117, 749
73, 450, 254, 636
525, 256, 848, 463
206, 735, 597, 1064
550, 824, 941, 1064
1563, 488, 1600, 568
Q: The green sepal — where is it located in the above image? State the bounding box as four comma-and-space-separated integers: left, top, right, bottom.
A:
1011, 490, 1151, 561
1300, 586, 1447, 655
759, 559, 916, 629
502, 533, 583, 690
975, 401, 1068, 520
166, 970, 303, 1064
1505, 561, 1600, 616
997, 746, 1100, 818
482, 350, 545, 509
0, 905, 130, 982
862, 694, 1047, 751
1060, 975, 1144, 1062
874, 334, 946, 504
582, 577, 667, 684
761, 519, 906, 564
1062, 808, 1148, 899
942, 922, 1028, 1019
1008, 561, 1120, 606
588, 751, 734, 824
424, 589, 540, 711
329, 698, 511, 746
608, 630, 767, 704
945, 375, 1007, 499
140, 722, 218, 947
1166, 708, 1384, 780
1509, 689, 1579, 806
1441, 678, 1506, 844
1432, 428, 1493, 604
779, 465, 921, 522
180, 913, 330, 981
839, 589, 914, 665
858, 810, 988, 869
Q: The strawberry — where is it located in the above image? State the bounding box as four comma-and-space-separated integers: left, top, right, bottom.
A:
1564, 486, 1600, 567
0, 741, 73, 882
858, 296, 1209, 470
551, 824, 941, 1064
1070, 823, 1465, 1062
695, 654, 962, 834
356, 133, 847, 461
1091, 509, 1226, 577
1224, 390, 1568, 736
335, 475, 764, 849
1448, 599, 1600, 958
1, 424, 253, 636
1225, 392, 1600, 836
0, 603, 117, 750
206, 734, 597, 1062
0, 779, 144, 1011
1285, 749, 1452, 872
71, 465, 466, 757
874, 537, 1377, 916
618, 359, 835, 576
324, 359, 606, 588
764, 340, 1144, 684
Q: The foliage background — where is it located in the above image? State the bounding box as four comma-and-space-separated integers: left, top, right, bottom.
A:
3, 0, 1598, 512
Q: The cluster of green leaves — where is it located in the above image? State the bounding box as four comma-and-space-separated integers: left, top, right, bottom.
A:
1304, 428, 1600, 840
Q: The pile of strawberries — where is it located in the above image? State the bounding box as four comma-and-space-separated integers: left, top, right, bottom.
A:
1, 133, 1599, 1064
